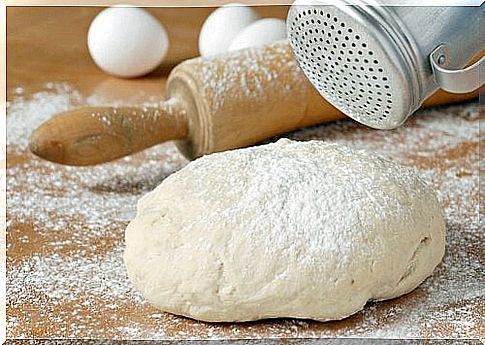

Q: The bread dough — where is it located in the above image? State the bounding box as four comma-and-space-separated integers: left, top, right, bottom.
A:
124, 139, 445, 322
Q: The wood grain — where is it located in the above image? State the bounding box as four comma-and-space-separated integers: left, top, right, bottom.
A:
6, 6, 289, 98
29, 104, 188, 165
6, 6, 482, 341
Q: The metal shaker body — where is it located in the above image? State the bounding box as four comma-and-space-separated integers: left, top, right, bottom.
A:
393, 5, 482, 98
287, 1, 484, 129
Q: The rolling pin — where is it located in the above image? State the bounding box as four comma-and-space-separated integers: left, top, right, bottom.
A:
30, 41, 478, 166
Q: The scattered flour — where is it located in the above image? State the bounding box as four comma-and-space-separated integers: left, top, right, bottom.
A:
6, 82, 483, 340
197, 42, 302, 112
6, 82, 168, 151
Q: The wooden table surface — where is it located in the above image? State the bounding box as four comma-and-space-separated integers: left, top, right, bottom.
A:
6, 6, 484, 342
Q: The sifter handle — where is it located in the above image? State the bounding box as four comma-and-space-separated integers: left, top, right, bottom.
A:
430, 45, 485, 94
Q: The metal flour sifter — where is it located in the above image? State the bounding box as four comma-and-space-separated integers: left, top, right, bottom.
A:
287, 0, 484, 129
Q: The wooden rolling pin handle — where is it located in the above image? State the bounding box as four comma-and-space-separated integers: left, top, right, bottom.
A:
29, 98, 188, 166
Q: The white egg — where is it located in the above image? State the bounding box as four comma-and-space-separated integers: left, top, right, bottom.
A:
228, 18, 287, 52
198, 3, 259, 57
87, 6, 169, 78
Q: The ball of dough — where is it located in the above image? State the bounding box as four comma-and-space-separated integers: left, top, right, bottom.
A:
124, 139, 445, 322
87, 6, 169, 78
229, 18, 287, 51
198, 3, 259, 56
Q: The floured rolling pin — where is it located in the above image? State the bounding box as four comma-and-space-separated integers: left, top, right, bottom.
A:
30, 41, 478, 166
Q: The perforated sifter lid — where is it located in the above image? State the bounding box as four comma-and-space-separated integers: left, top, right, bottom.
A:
287, 0, 420, 129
